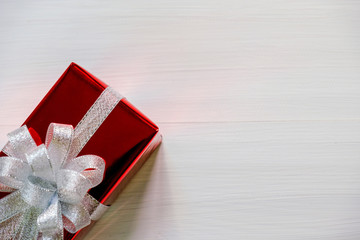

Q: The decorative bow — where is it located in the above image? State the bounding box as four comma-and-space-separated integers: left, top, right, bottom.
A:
0, 123, 107, 240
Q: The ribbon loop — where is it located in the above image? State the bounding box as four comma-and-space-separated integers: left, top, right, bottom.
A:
45, 123, 74, 173
57, 169, 92, 205
7, 125, 37, 160
0, 157, 31, 190
64, 155, 105, 187
26, 145, 55, 182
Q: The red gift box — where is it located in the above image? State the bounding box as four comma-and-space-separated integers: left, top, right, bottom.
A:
0, 63, 162, 239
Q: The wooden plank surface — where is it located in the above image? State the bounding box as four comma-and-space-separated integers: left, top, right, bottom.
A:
0, 1, 360, 239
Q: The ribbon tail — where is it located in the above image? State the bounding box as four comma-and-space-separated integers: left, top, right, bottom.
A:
37, 194, 64, 240
82, 193, 108, 221
0, 191, 28, 223
13, 206, 41, 240
0, 191, 41, 240
0, 212, 24, 240
0, 191, 29, 239
61, 201, 91, 234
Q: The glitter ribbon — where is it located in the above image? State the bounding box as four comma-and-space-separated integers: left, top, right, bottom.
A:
0, 87, 123, 239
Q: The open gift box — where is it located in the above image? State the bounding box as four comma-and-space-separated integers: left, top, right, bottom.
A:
0, 63, 162, 239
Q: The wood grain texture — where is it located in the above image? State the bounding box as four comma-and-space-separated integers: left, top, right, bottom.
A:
0, 0, 360, 239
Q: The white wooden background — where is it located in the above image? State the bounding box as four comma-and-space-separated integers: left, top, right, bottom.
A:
1, 1, 360, 239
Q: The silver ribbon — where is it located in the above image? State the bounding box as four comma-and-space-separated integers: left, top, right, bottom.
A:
0, 87, 123, 239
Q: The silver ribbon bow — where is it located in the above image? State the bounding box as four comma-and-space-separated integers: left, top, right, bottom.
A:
0, 86, 123, 239
0, 124, 106, 239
